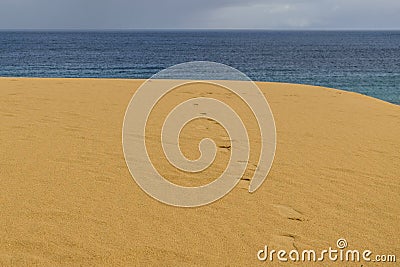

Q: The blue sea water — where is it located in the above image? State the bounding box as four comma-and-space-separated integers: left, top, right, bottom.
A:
0, 30, 399, 104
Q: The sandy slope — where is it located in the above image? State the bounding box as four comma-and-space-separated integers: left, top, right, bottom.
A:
0, 78, 399, 266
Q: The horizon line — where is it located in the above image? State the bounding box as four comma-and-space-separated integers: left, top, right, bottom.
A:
1, 28, 400, 32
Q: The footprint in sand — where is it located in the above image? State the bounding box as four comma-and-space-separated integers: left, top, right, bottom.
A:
271, 234, 298, 250
273, 204, 306, 222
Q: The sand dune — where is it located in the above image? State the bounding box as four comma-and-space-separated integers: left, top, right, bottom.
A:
0, 78, 399, 266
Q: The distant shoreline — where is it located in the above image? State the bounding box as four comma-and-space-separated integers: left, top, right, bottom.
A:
0, 31, 399, 104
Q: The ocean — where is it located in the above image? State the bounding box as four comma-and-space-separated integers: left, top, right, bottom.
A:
0, 30, 399, 104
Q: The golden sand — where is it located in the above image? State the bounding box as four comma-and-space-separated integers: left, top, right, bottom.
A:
0, 78, 399, 266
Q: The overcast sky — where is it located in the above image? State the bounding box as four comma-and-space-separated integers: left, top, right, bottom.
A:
0, 0, 399, 30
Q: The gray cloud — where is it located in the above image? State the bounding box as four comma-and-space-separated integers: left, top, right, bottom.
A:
0, 0, 399, 29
